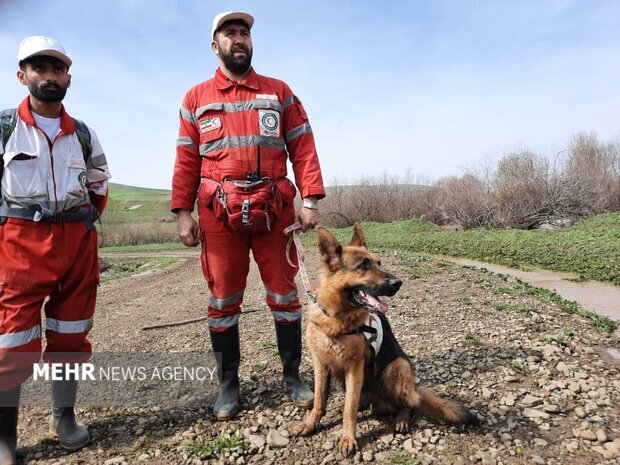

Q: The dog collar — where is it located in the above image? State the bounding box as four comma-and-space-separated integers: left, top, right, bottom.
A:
318, 304, 377, 336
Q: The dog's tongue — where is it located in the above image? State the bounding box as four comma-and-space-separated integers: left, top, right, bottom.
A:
359, 290, 388, 314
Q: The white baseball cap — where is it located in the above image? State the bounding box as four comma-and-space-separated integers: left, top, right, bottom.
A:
212, 11, 254, 38
18, 36, 72, 68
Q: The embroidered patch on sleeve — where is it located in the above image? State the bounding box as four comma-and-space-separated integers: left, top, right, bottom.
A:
258, 109, 280, 138
200, 117, 222, 133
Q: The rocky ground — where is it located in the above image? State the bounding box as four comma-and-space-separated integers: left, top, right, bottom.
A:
13, 246, 620, 465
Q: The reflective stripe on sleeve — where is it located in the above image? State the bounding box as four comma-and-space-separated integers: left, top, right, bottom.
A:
282, 95, 295, 111
177, 136, 197, 149
180, 106, 195, 124
46, 318, 93, 334
87, 153, 108, 169
0, 325, 41, 349
199, 135, 285, 156
285, 123, 312, 144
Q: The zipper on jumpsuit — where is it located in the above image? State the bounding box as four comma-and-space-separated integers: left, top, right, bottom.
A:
36, 126, 59, 211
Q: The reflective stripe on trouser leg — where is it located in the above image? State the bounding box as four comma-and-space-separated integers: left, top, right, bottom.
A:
198, 205, 251, 332
252, 204, 302, 323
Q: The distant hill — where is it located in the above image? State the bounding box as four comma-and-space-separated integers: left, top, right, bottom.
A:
108, 183, 171, 201
106, 183, 172, 224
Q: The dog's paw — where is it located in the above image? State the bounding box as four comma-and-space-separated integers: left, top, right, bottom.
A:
292, 421, 315, 437
395, 418, 409, 433
339, 434, 357, 456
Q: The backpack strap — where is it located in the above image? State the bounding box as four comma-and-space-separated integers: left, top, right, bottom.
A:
0, 109, 18, 196
71, 117, 92, 163
0, 108, 18, 153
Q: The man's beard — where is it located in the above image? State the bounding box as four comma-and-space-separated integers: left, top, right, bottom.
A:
219, 44, 252, 75
30, 82, 67, 103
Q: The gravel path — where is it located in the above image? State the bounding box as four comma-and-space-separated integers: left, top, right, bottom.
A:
14, 248, 620, 465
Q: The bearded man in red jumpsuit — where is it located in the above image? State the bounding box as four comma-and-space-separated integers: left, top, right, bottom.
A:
0, 36, 111, 464
172, 11, 325, 420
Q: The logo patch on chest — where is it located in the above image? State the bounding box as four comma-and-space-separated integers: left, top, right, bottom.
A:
258, 109, 280, 138
200, 117, 222, 133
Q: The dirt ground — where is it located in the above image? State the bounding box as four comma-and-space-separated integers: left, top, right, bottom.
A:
13, 246, 620, 465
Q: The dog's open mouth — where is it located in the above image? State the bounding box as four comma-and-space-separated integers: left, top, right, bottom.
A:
352, 289, 388, 314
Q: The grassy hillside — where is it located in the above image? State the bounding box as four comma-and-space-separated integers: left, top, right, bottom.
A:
105, 183, 172, 223
108, 183, 171, 201
99, 183, 175, 246
328, 213, 620, 285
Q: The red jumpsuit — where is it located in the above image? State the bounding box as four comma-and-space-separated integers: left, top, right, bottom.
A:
0, 98, 111, 390
172, 68, 325, 331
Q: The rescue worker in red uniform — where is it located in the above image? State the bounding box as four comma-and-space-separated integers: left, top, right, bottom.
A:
172, 12, 325, 420
0, 36, 111, 465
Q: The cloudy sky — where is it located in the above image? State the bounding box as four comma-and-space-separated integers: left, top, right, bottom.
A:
1, 0, 618, 189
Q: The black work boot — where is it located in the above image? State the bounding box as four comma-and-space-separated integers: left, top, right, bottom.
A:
49, 379, 90, 451
274, 320, 314, 408
209, 325, 241, 420
0, 385, 20, 465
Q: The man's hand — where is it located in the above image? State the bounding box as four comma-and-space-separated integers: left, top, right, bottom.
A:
176, 210, 200, 247
296, 197, 320, 232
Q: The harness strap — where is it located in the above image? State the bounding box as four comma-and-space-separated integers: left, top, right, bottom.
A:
0, 204, 99, 231
341, 324, 377, 337
284, 221, 317, 303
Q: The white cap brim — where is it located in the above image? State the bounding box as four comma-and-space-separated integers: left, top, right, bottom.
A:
212, 11, 254, 38
18, 36, 72, 68
21, 49, 72, 68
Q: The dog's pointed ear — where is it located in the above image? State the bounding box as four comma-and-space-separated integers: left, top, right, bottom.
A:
349, 223, 367, 248
317, 226, 343, 270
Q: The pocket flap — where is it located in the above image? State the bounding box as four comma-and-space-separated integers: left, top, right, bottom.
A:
3, 151, 38, 164
195, 102, 224, 120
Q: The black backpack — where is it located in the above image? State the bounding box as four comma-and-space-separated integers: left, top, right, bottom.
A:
0, 108, 92, 187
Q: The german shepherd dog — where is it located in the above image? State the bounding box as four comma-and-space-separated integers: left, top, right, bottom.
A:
293, 225, 479, 456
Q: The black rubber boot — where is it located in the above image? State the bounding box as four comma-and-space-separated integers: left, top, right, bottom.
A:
0, 385, 20, 465
210, 325, 240, 420
49, 379, 90, 451
274, 320, 314, 408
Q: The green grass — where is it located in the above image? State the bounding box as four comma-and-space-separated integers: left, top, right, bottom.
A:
100, 257, 178, 281
251, 362, 268, 373
186, 432, 245, 460
101, 242, 187, 253
383, 451, 421, 465
106, 183, 173, 222
326, 213, 620, 285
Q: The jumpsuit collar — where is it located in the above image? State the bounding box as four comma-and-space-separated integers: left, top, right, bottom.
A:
214, 67, 260, 91
17, 96, 76, 134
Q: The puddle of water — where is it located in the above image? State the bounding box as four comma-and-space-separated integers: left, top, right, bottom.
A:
430, 256, 620, 322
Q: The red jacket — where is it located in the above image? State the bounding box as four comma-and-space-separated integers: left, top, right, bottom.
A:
171, 68, 325, 212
